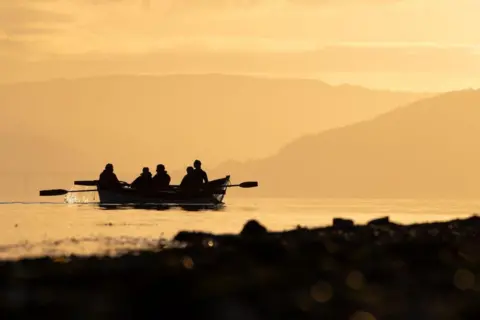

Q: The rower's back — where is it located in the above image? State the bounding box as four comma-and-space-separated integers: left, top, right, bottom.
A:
152, 164, 171, 190
98, 163, 121, 190
193, 160, 208, 185
181, 166, 204, 193
131, 167, 153, 192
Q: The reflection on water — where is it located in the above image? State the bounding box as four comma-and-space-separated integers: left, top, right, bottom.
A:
0, 197, 478, 260
0, 236, 171, 259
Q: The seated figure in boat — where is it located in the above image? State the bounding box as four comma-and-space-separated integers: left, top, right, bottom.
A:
131, 167, 153, 192
180, 166, 202, 193
193, 160, 208, 185
98, 163, 122, 190
152, 164, 171, 190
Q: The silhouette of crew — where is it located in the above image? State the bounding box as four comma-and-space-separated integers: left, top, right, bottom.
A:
152, 164, 171, 190
192, 160, 208, 185
131, 167, 153, 192
98, 163, 122, 190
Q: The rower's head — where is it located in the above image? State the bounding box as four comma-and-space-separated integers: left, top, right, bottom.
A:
105, 163, 114, 172
142, 167, 150, 174
156, 164, 165, 172
186, 166, 194, 174
194, 160, 201, 169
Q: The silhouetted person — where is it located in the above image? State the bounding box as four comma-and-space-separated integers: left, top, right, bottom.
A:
131, 167, 153, 193
152, 164, 171, 190
193, 159, 208, 185
98, 163, 122, 190
180, 166, 201, 194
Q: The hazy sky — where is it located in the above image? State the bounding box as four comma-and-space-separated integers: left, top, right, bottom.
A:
2, 0, 480, 90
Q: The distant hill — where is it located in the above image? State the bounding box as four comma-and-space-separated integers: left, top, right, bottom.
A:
0, 74, 429, 173
0, 131, 96, 200
0, 131, 88, 173
212, 89, 480, 198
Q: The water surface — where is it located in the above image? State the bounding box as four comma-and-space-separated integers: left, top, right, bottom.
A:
0, 197, 478, 260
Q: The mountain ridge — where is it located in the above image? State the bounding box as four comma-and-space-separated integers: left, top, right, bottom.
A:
208, 89, 480, 198
0, 73, 429, 168
0, 73, 434, 200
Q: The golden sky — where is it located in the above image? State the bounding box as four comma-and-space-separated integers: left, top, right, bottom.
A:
2, 0, 480, 90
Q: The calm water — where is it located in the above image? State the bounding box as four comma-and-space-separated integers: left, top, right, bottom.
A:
0, 197, 479, 260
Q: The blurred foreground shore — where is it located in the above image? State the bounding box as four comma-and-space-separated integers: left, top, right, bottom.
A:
1, 215, 480, 319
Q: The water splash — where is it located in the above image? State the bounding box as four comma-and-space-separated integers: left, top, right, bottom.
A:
64, 186, 96, 204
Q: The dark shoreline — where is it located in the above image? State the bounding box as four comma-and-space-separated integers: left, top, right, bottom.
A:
1, 216, 480, 319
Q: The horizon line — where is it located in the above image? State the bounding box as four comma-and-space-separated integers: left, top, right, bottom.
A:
0, 72, 444, 94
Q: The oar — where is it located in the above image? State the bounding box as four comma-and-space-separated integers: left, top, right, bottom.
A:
39, 189, 97, 196
74, 180, 98, 186
230, 181, 258, 188
74, 180, 258, 188
40, 180, 258, 197
74, 180, 130, 187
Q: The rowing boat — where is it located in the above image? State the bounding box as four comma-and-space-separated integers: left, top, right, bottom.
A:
40, 175, 258, 209
96, 176, 231, 207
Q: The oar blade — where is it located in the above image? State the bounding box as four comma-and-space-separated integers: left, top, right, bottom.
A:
238, 181, 258, 188
74, 180, 98, 186
39, 189, 69, 196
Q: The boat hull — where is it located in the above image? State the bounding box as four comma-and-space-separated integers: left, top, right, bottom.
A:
97, 176, 230, 208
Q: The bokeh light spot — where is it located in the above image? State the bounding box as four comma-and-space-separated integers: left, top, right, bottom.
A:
350, 311, 376, 320
182, 256, 194, 269
454, 268, 475, 290
346, 270, 365, 290
310, 281, 333, 303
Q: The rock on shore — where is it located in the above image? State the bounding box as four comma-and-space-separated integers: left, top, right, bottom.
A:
1, 216, 480, 319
